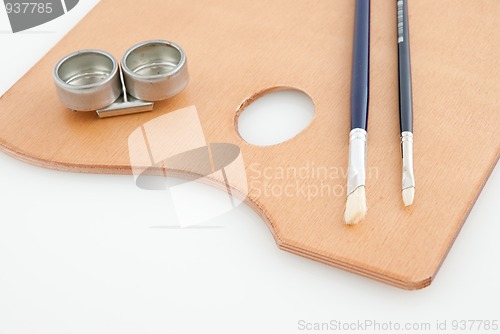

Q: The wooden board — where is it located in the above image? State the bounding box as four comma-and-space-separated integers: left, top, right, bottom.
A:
0, 0, 499, 290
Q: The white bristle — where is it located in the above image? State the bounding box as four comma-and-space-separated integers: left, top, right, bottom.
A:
344, 186, 367, 225
402, 187, 415, 207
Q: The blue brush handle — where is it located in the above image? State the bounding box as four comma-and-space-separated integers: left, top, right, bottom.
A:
350, 0, 370, 131
398, 0, 413, 133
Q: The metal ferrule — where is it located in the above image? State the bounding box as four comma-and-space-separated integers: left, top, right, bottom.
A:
401, 131, 415, 190
347, 128, 367, 195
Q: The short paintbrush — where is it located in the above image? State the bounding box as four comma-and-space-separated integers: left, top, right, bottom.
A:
397, 0, 415, 206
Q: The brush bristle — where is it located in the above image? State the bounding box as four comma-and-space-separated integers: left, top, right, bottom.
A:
402, 187, 415, 207
344, 186, 367, 225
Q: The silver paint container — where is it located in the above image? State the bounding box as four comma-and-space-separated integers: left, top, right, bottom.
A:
121, 40, 189, 101
53, 50, 121, 111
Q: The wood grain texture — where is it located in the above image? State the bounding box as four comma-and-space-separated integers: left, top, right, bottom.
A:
0, 0, 499, 289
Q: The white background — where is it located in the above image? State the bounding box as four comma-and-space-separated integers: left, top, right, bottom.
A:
0, 2, 499, 333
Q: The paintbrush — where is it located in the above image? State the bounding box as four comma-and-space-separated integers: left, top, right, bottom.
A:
344, 0, 370, 225
397, 0, 415, 206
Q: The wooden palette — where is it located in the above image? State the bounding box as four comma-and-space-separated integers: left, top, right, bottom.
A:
0, 0, 499, 290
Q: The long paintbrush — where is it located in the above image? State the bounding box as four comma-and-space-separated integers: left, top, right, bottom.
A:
345, 0, 370, 225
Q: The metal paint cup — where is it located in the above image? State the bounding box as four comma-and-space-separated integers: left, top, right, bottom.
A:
121, 40, 189, 101
53, 49, 121, 111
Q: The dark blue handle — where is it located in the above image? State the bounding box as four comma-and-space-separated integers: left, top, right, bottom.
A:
350, 0, 370, 131
398, 0, 413, 133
